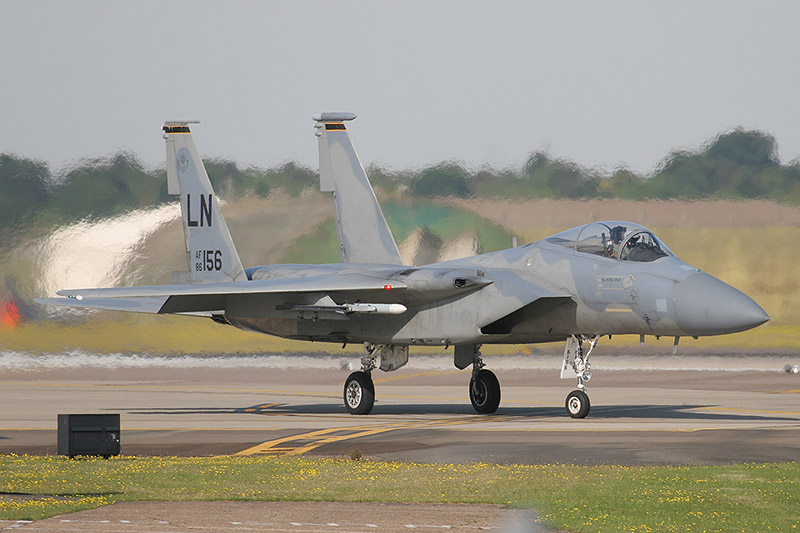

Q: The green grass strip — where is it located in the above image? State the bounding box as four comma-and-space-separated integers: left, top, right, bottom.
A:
1, 455, 798, 530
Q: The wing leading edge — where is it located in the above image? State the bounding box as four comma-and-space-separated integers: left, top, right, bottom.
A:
36, 274, 408, 315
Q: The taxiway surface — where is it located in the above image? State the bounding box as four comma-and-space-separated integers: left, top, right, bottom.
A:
1, 352, 799, 464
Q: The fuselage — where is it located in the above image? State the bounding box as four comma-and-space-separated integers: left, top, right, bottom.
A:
224, 221, 768, 346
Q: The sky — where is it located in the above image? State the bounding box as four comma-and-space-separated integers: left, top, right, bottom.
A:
1, 1, 799, 176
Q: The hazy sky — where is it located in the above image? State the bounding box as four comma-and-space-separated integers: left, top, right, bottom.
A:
2, 1, 799, 175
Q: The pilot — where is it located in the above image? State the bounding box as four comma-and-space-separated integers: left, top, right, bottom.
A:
622, 234, 665, 262
621, 235, 638, 260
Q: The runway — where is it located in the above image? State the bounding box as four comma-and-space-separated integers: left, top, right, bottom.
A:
1, 351, 799, 465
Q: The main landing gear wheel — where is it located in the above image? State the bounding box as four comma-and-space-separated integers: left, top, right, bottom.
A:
344, 371, 375, 415
469, 369, 501, 414
566, 389, 590, 418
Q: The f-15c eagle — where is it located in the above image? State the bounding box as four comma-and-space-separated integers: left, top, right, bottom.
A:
38, 114, 769, 418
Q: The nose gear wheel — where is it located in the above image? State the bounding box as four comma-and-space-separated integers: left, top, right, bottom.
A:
566, 389, 590, 418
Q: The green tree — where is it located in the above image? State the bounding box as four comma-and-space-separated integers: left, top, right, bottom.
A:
606, 167, 646, 198
0, 154, 51, 229
49, 152, 161, 221
648, 151, 712, 198
706, 129, 778, 168
546, 160, 598, 198
270, 162, 317, 197
203, 159, 243, 197
411, 163, 473, 198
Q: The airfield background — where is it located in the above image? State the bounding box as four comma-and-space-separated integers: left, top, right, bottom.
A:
1, 127, 797, 352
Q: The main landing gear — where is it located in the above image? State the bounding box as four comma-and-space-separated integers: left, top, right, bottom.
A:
561, 335, 599, 418
454, 344, 501, 414
344, 370, 374, 415
468, 349, 500, 414
343, 342, 503, 416
343, 344, 379, 415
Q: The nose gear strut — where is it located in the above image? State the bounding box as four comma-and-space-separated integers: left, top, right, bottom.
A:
561, 335, 599, 418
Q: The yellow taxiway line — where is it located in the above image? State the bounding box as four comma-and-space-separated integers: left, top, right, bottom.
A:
234, 415, 509, 456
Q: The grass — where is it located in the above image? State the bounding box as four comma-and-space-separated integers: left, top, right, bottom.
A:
0, 455, 798, 530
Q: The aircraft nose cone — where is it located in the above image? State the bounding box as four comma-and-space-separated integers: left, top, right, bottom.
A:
674, 272, 769, 336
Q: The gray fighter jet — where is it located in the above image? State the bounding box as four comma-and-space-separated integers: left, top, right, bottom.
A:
37, 114, 769, 418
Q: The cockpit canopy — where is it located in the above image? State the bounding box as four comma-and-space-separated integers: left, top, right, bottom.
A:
545, 221, 674, 262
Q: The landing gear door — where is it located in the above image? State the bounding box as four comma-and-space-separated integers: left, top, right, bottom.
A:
561, 336, 580, 379
380, 345, 409, 372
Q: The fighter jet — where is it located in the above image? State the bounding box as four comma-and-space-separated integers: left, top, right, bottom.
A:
37, 114, 769, 418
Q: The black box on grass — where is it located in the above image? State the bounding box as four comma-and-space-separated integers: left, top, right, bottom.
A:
57, 414, 120, 458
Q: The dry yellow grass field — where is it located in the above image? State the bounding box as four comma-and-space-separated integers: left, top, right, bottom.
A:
3, 198, 797, 354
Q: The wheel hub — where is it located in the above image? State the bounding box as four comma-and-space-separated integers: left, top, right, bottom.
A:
346, 381, 362, 409
471, 380, 487, 406
568, 396, 582, 414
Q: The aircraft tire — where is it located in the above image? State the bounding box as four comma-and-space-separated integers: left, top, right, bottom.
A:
344, 371, 375, 415
566, 389, 590, 418
469, 369, 501, 414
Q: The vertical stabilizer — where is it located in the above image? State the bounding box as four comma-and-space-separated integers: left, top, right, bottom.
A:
163, 122, 247, 282
313, 113, 404, 265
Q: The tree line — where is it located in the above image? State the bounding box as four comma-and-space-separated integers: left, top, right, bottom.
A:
2, 128, 799, 240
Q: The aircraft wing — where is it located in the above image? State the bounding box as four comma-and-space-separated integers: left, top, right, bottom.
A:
34, 296, 168, 314
36, 273, 407, 315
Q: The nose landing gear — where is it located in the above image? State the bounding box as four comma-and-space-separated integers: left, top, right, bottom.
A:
561, 335, 599, 418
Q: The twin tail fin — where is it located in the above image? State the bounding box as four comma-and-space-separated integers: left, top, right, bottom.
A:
314, 113, 403, 265
163, 122, 247, 282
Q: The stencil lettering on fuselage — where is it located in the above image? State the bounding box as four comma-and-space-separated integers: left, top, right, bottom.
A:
596, 274, 635, 290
